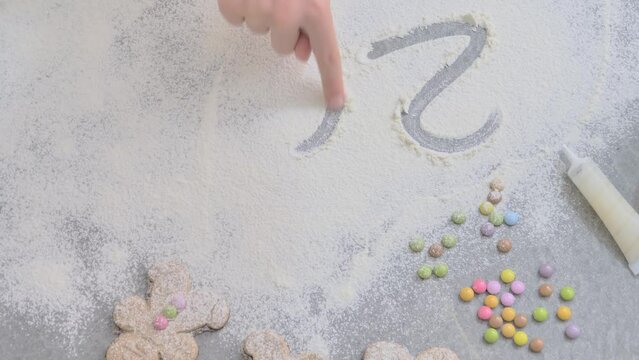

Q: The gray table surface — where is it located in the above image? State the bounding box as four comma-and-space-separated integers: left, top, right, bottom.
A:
2, 1, 638, 359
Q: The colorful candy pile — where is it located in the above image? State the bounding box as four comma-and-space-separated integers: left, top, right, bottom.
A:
477, 178, 520, 252
409, 234, 453, 279
459, 264, 580, 353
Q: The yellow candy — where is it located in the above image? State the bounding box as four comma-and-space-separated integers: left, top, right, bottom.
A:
500, 269, 516, 283
484, 294, 499, 309
479, 201, 494, 215
501, 307, 516, 322
459, 287, 475, 302
513, 331, 529, 346
501, 323, 516, 338
557, 306, 572, 321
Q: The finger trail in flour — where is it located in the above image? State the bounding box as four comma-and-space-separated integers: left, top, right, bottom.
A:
296, 108, 342, 153
369, 21, 501, 153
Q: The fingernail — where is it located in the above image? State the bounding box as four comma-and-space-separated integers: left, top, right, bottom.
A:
327, 94, 345, 110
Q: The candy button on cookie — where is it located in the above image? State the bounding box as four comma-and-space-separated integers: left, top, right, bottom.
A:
153, 315, 169, 330
162, 305, 178, 320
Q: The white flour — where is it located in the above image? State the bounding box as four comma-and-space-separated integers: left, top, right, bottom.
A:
0, 0, 634, 356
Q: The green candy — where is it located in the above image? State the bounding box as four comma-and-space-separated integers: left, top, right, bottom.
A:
417, 265, 433, 280
433, 263, 448, 278
162, 305, 178, 320
560, 286, 575, 301
532, 307, 548, 322
409, 238, 425, 253
484, 328, 499, 344
440, 234, 457, 249
451, 210, 466, 225
489, 212, 504, 226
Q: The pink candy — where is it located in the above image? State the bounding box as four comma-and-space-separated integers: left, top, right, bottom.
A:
472, 278, 487, 294
153, 315, 169, 330
477, 306, 493, 320
500, 292, 515, 307
510, 280, 526, 295
486, 280, 501, 294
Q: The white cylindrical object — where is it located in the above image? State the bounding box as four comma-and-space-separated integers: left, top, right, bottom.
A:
561, 146, 639, 275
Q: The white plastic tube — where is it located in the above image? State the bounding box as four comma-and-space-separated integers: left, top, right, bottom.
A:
561, 146, 639, 275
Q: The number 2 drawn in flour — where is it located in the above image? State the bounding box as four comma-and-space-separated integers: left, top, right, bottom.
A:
296, 21, 500, 153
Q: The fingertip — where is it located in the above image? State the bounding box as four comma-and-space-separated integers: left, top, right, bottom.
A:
294, 33, 312, 62
326, 92, 345, 110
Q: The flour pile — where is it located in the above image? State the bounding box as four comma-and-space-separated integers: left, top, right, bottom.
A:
0, 0, 635, 357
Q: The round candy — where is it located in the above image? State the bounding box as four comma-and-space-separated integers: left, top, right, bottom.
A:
501, 307, 516, 322
533, 307, 548, 322
504, 211, 520, 226
153, 315, 169, 330
557, 306, 572, 321
500, 269, 516, 283
484, 328, 499, 344
514, 313, 528, 328
510, 280, 526, 295
479, 201, 494, 216
565, 324, 581, 339
480, 223, 496, 237
409, 238, 425, 252
500, 293, 515, 307
417, 265, 432, 280
477, 306, 493, 320
538, 283, 553, 297
433, 263, 448, 278
162, 305, 178, 320
496, 238, 512, 253
486, 280, 501, 295
501, 323, 516, 338
513, 331, 529, 346
488, 314, 504, 329
440, 234, 457, 249
489, 211, 504, 226
484, 295, 499, 309
428, 243, 444, 258
529, 338, 544, 353
472, 278, 487, 294
560, 286, 575, 301
487, 191, 502, 205
171, 293, 187, 311
451, 210, 466, 225
490, 178, 505, 191
538, 264, 555, 278
459, 287, 475, 302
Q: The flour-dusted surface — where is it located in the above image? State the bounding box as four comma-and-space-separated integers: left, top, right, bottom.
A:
1, 0, 639, 359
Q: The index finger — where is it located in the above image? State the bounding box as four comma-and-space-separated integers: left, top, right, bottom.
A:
302, 1, 345, 110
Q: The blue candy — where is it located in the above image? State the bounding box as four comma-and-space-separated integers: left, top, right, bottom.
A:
504, 211, 520, 226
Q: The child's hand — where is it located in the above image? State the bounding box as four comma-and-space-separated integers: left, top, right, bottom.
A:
217, 0, 345, 109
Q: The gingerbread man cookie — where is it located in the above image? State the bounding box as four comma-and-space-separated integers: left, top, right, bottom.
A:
106, 261, 230, 360
363, 342, 458, 360
242, 330, 327, 360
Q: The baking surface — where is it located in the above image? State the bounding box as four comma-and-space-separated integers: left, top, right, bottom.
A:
2, 0, 639, 359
